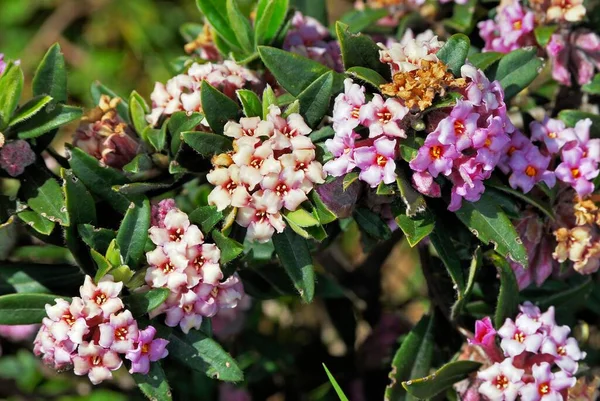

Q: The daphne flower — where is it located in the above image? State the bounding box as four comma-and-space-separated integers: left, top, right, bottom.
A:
498, 317, 544, 357
45, 298, 88, 344
477, 358, 525, 401
437, 101, 480, 151
195, 274, 245, 316
266, 105, 313, 150
236, 190, 286, 243
570, 119, 600, 162
207, 165, 252, 211
145, 246, 189, 290
519, 362, 576, 401
232, 137, 281, 189
72, 342, 122, 385
279, 149, 326, 189
508, 145, 555, 193
530, 117, 576, 154
555, 147, 599, 197
333, 79, 367, 136
547, 30, 600, 86
478, 2, 535, 53
359, 95, 408, 138
151, 199, 177, 228
547, 0, 586, 23
261, 171, 308, 211
126, 326, 169, 374
0, 140, 36, 177
519, 302, 556, 332
224, 116, 272, 139
164, 290, 203, 334
469, 317, 504, 363
80, 276, 124, 319
540, 325, 586, 374
378, 34, 442, 73
98, 310, 139, 353
323, 133, 359, 177
34, 324, 76, 369
410, 134, 460, 178
149, 209, 204, 248
461, 65, 499, 110
473, 117, 511, 171
185, 243, 223, 287
411, 171, 441, 198
354, 137, 397, 188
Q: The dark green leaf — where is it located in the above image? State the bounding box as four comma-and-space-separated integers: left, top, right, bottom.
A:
402, 361, 481, 399
338, 8, 388, 33
129, 90, 150, 135
182, 131, 233, 157
61, 168, 96, 226
168, 111, 205, 155
237, 89, 262, 118
255, 0, 289, 45
489, 253, 519, 327
196, 0, 242, 51
227, 0, 254, 53
395, 209, 434, 247
535, 278, 593, 310
20, 169, 69, 226
468, 52, 503, 71
310, 191, 337, 224
297, 71, 334, 128
127, 288, 171, 316
189, 206, 224, 233
455, 191, 528, 267
133, 362, 172, 401
33, 44, 67, 103
14, 104, 82, 139
0, 293, 68, 324
451, 247, 481, 319
489, 48, 544, 101
200, 81, 240, 135
116, 197, 151, 269
17, 211, 55, 236
385, 314, 435, 401
486, 178, 554, 221
346, 66, 387, 89
444, 0, 476, 33
212, 230, 244, 264
9, 95, 53, 127
0, 263, 82, 295
336, 22, 391, 79
79, 224, 116, 254
323, 364, 349, 401
429, 218, 465, 294
354, 207, 392, 240
436, 34, 470, 76
273, 228, 316, 302
396, 170, 427, 217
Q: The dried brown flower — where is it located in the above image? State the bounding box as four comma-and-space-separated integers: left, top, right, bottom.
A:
380, 60, 466, 111
574, 197, 598, 226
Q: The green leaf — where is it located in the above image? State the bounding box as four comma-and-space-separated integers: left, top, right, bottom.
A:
237, 89, 262, 117
20, 169, 69, 226
212, 230, 244, 264
61, 168, 96, 226
444, 0, 476, 33
79, 224, 116, 254
116, 197, 151, 269
262, 85, 278, 119
451, 247, 481, 320
339, 8, 388, 33
258, 46, 338, 97
310, 191, 337, 224
17, 211, 55, 236
68, 147, 130, 213
336, 22, 391, 79
468, 52, 503, 71
291, 0, 328, 25
436, 34, 470, 76
385, 314, 435, 401
91, 249, 112, 282
395, 208, 434, 247
395, 170, 427, 217
90, 81, 130, 123
402, 361, 481, 399
9, 95, 53, 127
255, 0, 289, 46
535, 278, 593, 310
489, 253, 519, 328
0, 263, 82, 295
133, 362, 172, 401
14, 104, 82, 139
0, 62, 24, 129
0, 293, 68, 324
346, 66, 387, 88
558, 110, 600, 137
285, 209, 320, 227
196, 0, 242, 51
323, 364, 349, 401
142, 125, 167, 152
273, 228, 316, 303
129, 90, 150, 135
189, 206, 224, 233
297, 71, 334, 128
455, 191, 528, 267
127, 288, 171, 316
429, 218, 465, 295
534, 25, 558, 47
486, 178, 554, 221
354, 207, 392, 240
182, 131, 233, 158
201, 81, 240, 135
168, 329, 244, 381
227, 0, 254, 53
489, 48, 544, 101
33, 44, 67, 103
582, 74, 600, 95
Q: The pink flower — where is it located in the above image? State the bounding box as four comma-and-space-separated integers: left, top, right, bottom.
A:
0, 140, 36, 177
125, 326, 169, 374
34, 323, 77, 370
411, 171, 441, 198
519, 362, 576, 401
145, 246, 188, 290
323, 133, 359, 177
332, 79, 367, 137
232, 137, 281, 190
530, 117, 575, 154
148, 209, 204, 248
98, 310, 139, 353
80, 276, 124, 319
478, 2, 535, 53
547, 29, 600, 86
279, 149, 326, 189
184, 243, 223, 287
164, 289, 203, 334
236, 190, 286, 243
44, 298, 89, 344
72, 342, 122, 385
437, 100, 480, 151
508, 145, 555, 193
555, 146, 599, 196
224, 116, 272, 139
354, 137, 397, 188
469, 317, 504, 363
261, 171, 308, 211
207, 166, 252, 211
477, 358, 525, 401
461, 65, 500, 111
151, 199, 177, 228
195, 274, 245, 316
473, 116, 511, 171
410, 134, 459, 178
359, 95, 408, 138
498, 316, 544, 357
540, 325, 586, 374
378, 34, 442, 73
265, 105, 313, 151
0, 324, 38, 342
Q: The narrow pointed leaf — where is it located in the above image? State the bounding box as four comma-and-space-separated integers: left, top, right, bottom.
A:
127, 288, 171, 316
212, 230, 244, 264
255, 0, 289, 45
336, 22, 391, 79
226, 0, 254, 53
323, 364, 350, 401
273, 228, 316, 302
33, 44, 67, 103
133, 362, 172, 401
116, 197, 151, 269
436, 34, 470, 76
0, 293, 69, 324
489, 253, 519, 327
182, 131, 233, 157
200, 81, 240, 135
15, 104, 82, 139
9, 95, 53, 127
402, 361, 482, 399
0, 62, 24, 129
237, 89, 262, 117
297, 71, 334, 128
196, 0, 242, 51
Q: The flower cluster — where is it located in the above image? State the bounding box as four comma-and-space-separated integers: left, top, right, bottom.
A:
472, 303, 583, 400
323, 78, 407, 188
147, 61, 260, 126
284, 11, 343, 72
478, 1, 536, 53
145, 205, 244, 332
410, 64, 514, 210
207, 105, 325, 242
547, 29, 600, 87
73, 95, 140, 169
33, 275, 168, 384
0, 139, 36, 177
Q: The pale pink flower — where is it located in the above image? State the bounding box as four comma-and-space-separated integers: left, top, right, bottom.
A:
151, 199, 177, 228
34, 323, 77, 370
149, 209, 204, 247
265, 105, 313, 150
145, 246, 188, 290
224, 116, 272, 139
184, 243, 223, 287
411, 171, 441, 198
540, 325, 586, 374
236, 190, 286, 243
207, 165, 252, 211
498, 317, 544, 357
72, 342, 122, 385
519, 362, 576, 401
323, 133, 359, 177
359, 95, 408, 138
378, 34, 443, 73
477, 358, 525, 401
98, 310, 139, 353
354, 137, 397, 188
279, 149, 326, 190
45, 298, 88, 344
79, 276, 124, 319
261, 171, 308, 211
232, 137, 281, 190
332, 79, 367, 137
164, 289, 203, 334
